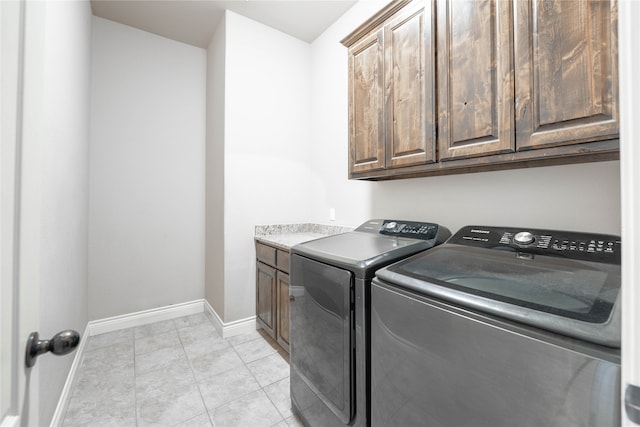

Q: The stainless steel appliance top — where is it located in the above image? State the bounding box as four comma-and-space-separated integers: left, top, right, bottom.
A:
290, 219, 451, 278
376, 225, 622, 347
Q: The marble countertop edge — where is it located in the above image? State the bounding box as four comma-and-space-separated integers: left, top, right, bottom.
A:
254, 223, 355, 250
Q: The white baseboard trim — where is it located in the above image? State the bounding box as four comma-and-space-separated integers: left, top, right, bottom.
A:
202, 299, 257, 339
49, 322, 91, 427
87, 300, 205, 336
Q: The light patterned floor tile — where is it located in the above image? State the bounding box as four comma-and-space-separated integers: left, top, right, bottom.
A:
246, 352, 290, 388
134, 319, 176, 340
135, 343, 187, 375
226, 329, 264, 347
186, 313, 211, 326
211, 389, 284, 427
179, 325, 230, 357
198, 364, 261, 410
188, 346, 245, 377
284, 414, 305, 427
136, 358, 205, 426
232, 336, 279, 364
264, 377, 294, 419
63, 318, 294, 427
84, 328, 134, 353
135, 328, 181, 357
174, 413, 213, 427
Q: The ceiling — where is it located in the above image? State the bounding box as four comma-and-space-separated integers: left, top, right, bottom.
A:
90, 0, 358, 48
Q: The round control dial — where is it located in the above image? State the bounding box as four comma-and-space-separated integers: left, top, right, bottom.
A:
514, 231, 535, 245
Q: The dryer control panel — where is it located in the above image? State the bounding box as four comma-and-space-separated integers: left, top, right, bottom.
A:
451, 226, 621, 265
355, 219, 450, 242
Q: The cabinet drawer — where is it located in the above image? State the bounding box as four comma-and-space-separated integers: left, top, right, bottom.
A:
256, 242, 277, 267
276, 249, 290, 273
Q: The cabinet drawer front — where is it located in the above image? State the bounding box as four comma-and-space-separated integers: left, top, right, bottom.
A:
276, 249, 290, 273
256, 242, 277, 267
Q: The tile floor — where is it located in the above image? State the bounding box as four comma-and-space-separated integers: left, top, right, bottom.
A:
62, 313, 302, 427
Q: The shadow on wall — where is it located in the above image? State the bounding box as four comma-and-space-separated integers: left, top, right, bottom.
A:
368, 160, 621, 235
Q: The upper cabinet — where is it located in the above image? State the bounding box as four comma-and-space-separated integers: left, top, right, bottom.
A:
347, 27, 385, 174
342, 0, 619, 180
514, 0, 619, 150
345, 0, 436, 177
437, 0, 514, 161
384, 1, 436, 168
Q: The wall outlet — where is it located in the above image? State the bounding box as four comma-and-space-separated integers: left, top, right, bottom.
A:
329, 208, 336, 221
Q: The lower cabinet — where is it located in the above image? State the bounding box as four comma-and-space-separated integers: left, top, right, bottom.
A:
255, 241, 290, 353
256, 261, 277, 338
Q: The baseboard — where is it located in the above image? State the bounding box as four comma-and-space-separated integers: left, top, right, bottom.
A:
202, 299, 257, 339
87, 300, 205, 336
49, 322, 91, 427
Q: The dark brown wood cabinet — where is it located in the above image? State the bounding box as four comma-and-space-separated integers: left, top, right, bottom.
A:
348, 28, 385, 174
255, 241, 290, 352
345, 0, 436, 177
256, 260, 276, 338
514, 0, 619, 150
436, 0, 514, 161
342, 0, 619, 180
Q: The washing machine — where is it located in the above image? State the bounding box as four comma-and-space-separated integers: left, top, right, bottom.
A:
371, 225, 621, 427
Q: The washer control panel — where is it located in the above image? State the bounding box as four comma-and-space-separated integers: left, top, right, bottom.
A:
355, 219, 449, 241
450, 226, 621, 264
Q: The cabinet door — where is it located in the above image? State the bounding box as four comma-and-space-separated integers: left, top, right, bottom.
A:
384, 0, 436, 168
515, 0, 619, 150
437, 0, 515, 160
256, 261, 276, 339
276, 271, 290, 352
348, 28, 385, 175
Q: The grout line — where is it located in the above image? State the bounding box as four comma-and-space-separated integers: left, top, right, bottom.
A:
177, 316, 213, 426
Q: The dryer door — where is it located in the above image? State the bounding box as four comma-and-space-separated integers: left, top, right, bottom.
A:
290, 254, 354, 424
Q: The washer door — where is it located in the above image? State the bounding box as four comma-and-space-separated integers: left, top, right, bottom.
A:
370, 280, 620, 427
290, 255, 354, 424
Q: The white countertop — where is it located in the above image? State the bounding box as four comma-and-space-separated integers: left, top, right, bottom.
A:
255, 232, 328, 250
254, 223, 354, 250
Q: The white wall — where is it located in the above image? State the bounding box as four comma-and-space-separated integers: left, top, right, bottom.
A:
89, 17, 206, 320
309, 1, 621, 235
19, 0, 92, 424
308, 0, 386, 227
205, 17, 226, 318
220, 11, 313, 322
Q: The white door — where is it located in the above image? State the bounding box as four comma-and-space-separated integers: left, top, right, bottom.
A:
1, 1, 39, 425
620, 1, 640, 425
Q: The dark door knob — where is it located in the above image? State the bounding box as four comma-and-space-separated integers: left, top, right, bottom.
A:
25, 330, 80, 368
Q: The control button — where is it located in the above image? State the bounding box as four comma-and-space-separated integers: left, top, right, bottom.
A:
514, 231, 535, 245
499, 232, 512, 244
